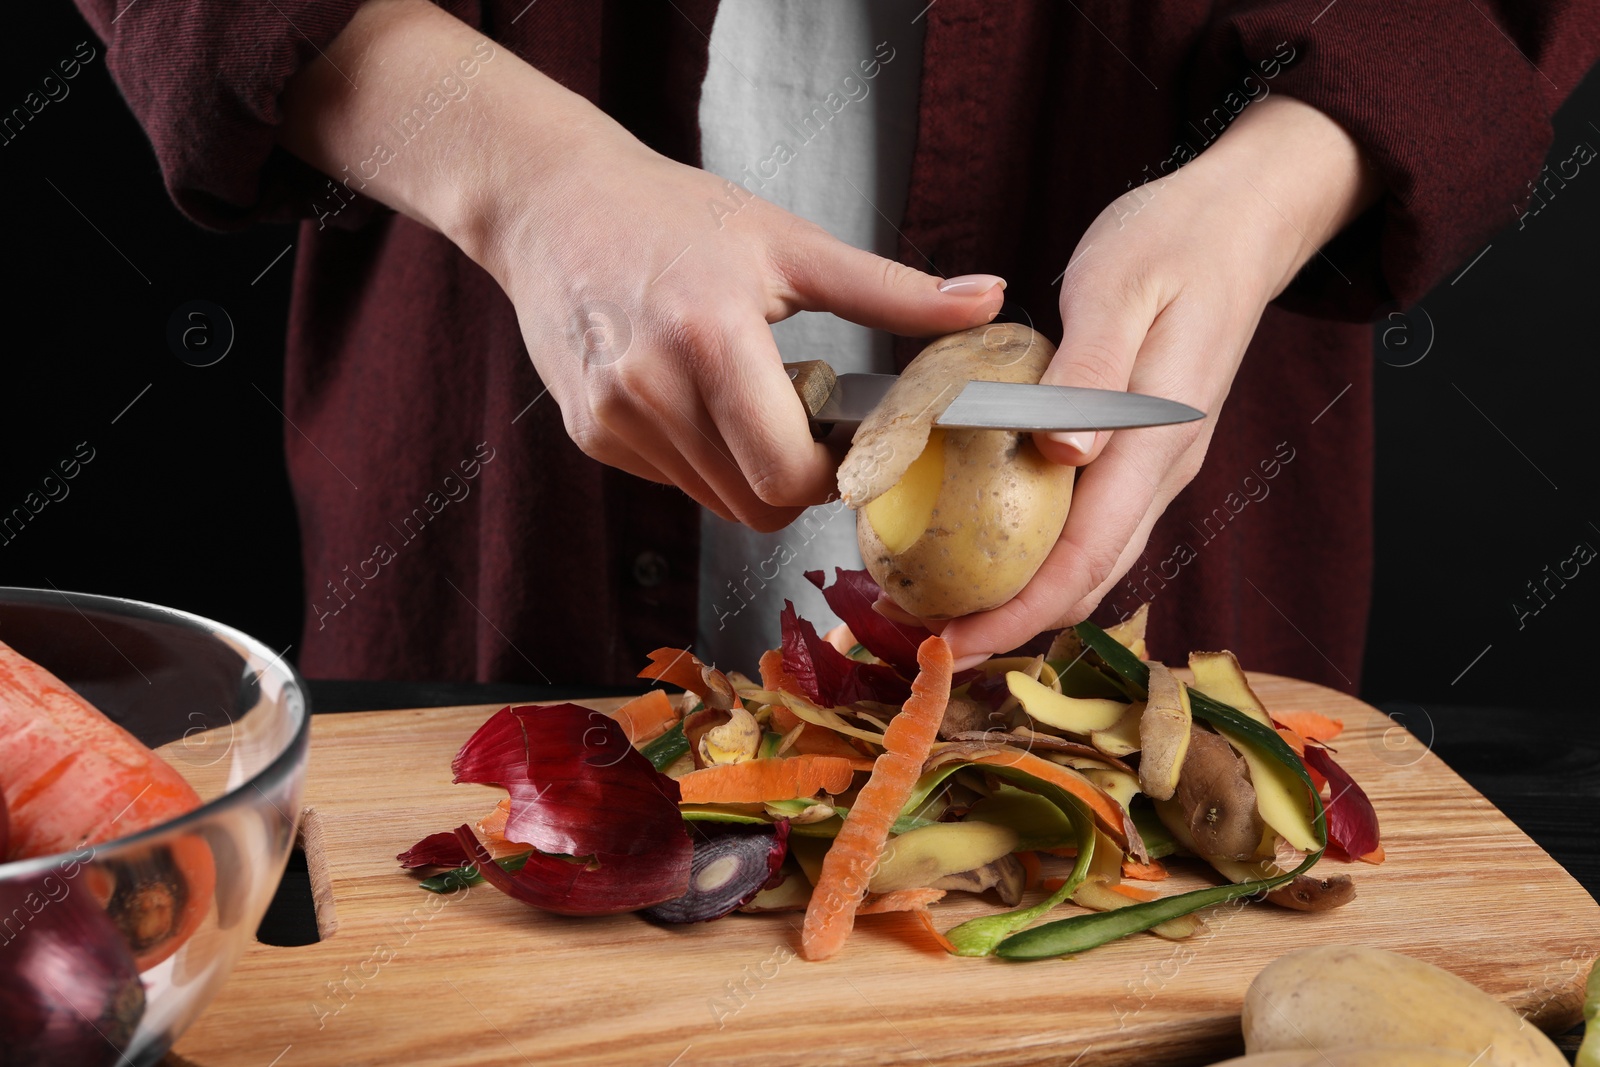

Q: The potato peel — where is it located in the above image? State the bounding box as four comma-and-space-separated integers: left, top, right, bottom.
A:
837, 323, 1055, 508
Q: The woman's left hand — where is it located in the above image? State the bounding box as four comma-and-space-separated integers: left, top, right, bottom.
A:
936, 95, 1382, 670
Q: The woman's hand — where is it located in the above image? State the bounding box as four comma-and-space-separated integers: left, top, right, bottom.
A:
937, 95, 1381, 669
280, 0, 1006, 532
478, 117, 1003, 531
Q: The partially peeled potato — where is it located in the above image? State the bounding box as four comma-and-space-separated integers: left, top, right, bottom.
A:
840, 324, 1074, 620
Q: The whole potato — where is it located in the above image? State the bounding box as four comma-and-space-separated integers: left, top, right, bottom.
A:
1243, 946, 1567, 1067
1209, 1051, 1491, 1066
841, 323, 1073, 620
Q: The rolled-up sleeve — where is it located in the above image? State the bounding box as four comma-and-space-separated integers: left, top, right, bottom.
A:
1191, 2, 1600, 319
75, 0, 479, 230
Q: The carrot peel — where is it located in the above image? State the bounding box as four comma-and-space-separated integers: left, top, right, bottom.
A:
1272, 710, 1344, 742
676, 754, 870, 805
605, 690, 680, 747
800, 636, 952, 961
1121, 858, 1168, 882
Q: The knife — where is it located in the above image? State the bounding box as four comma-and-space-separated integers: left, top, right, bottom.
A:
786, 359, 1205, 436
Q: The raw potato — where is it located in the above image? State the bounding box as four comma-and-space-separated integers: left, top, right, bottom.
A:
1209, 1051, 1491, 1066
1243, 946, 1568, 1067
844, 324, 1075, 619
838, 322, 1056, 506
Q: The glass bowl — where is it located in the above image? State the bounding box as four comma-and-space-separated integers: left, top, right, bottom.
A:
0, 587, 310, 1066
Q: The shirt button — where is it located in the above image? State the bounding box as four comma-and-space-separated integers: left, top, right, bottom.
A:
632, 550, 668, 588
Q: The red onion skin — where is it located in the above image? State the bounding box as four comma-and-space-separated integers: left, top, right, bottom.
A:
0, 869, 146, 1067
803, 568, 930, 678
780, 602, 912, 708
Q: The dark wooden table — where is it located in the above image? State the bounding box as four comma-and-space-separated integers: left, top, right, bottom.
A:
254, 683, 1599, 1059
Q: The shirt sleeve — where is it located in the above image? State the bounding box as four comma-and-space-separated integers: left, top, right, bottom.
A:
73, 0, 481, 231
1190, 2, 1600, 320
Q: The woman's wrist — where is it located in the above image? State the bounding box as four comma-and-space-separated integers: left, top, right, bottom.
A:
1185, 94, 1382, 299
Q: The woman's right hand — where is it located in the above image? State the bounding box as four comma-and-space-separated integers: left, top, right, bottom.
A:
281, 0, 1006, 531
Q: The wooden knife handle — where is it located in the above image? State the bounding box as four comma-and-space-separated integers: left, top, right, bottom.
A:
787, 359, 837, 441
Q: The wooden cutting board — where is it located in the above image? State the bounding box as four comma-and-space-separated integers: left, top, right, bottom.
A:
168, 676, 1599, 1067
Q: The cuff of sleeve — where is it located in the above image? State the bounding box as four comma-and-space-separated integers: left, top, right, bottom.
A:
1190, 6, 1555, 320
102, 0, 482, 232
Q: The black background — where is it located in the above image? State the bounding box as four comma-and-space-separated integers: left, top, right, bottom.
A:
3, 4, 1598, 714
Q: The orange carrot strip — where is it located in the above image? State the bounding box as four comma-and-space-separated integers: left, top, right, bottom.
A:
472, 799, 530, 860
912, 908, 958, 954
476, 797, 510, 837
1107, 883, 1160, 903
858, 888, 946, 914
604, 690, 680, 747
961, 749, 1131, 851
1273, 710, 1344, 742
801, 636, 952, 961
675, 754, 870, 804
638, 648, 713, 698
1121, 858, 1168, 882
1017, 850, 1042, 891
1039, 876, 1068, 893
1359, 844, 1386, 865
777, 713, 868, 759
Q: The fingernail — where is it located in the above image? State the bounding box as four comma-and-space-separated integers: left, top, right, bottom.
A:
938, 274, 1006, 295
950, 652, 991, 672
1049, 431, 1090, 453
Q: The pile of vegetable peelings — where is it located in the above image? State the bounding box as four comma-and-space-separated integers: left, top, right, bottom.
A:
400, 568, 1383, 963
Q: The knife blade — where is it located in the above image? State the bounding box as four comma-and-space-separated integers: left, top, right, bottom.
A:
786, 360, 1205, 435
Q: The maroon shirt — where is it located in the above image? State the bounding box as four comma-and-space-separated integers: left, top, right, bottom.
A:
75, 0, 1599, 691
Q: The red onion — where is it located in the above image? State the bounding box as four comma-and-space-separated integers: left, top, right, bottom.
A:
641, 822, 791, 924
0, 867, 146, 1067
408, 703, 697, 915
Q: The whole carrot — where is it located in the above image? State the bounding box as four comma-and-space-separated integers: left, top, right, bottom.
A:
0, 638, 213, 969
0, 639, 203, 859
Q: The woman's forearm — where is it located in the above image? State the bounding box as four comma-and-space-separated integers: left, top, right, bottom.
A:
277, 0, 632, 277
275, 0, 1007, 531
